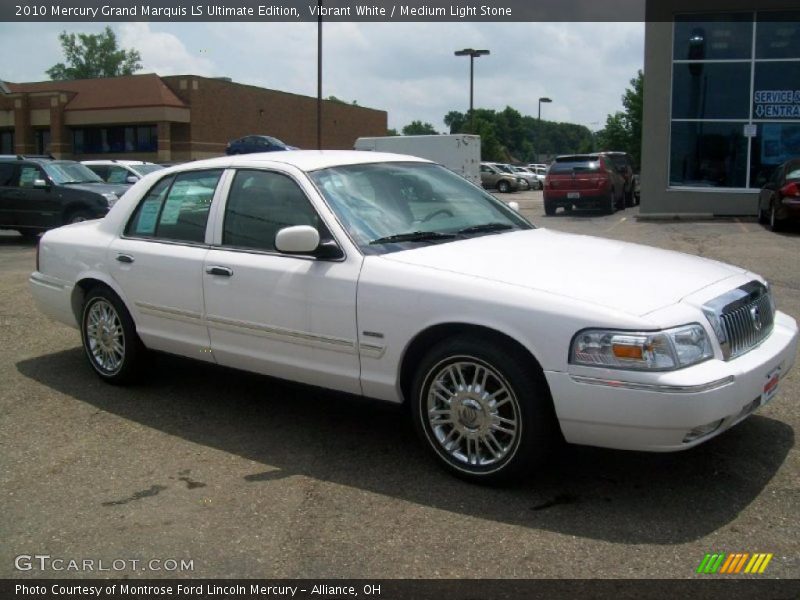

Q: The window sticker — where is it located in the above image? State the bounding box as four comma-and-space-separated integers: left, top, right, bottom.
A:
136, 198, 162, 234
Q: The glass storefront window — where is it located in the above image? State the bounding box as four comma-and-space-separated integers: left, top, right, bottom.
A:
674, 14, 753, 61
71, 125, 158, 154
0, 131, 13, 154
753, 62, 800, 120
756, 12, 800, 59
750, 122, 800, 187
672, 62, 751, 120
670, 121, 748, 188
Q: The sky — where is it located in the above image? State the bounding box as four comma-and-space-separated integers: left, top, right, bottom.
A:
0, 21, 644, 132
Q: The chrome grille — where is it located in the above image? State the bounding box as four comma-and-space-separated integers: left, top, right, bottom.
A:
703, 281, 774, 360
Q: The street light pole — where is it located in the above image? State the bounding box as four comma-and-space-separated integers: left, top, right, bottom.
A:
454, 48, 490, 133
538, 96, 552, 121
316, 0, 322, 150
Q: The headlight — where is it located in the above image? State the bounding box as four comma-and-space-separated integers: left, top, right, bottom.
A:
570, 324, 713, 371
101, 192, 119, 207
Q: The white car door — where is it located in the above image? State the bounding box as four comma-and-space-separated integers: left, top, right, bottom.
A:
202, 168, 363, 394
108, 169, 225, 360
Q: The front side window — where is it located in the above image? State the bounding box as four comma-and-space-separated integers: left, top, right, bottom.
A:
309, 162, 531, 255
126, 170, 222, 243
17, 165, 43, 187
223, 170, 320, 252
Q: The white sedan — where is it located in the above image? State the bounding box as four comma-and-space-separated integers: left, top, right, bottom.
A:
29, 151, 798, 483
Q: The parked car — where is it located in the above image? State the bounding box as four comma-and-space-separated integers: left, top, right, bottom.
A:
480, 162, 521, 193
492, 163, 531, 190
225, 135, 291, 155
30, 151, 798, 483
0, 156, 127, 237
82, 160, 165, 185
509, 165, 542, 190
602, 151, 638, 207
757, 158, 800, 231
543, 154, 626, 215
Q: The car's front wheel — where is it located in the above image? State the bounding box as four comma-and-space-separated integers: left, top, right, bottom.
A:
81, 287, 146, 384
411, 336, 557, 484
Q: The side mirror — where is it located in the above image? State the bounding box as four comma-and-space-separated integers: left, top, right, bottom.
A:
508, 201, 520, 212
126, 175, 139, 184
275, 225, 321, 254
33, 178, 48, 189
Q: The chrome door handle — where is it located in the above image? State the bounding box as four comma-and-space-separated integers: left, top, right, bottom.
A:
206, 266, 233, 277
116, 254, 134, 264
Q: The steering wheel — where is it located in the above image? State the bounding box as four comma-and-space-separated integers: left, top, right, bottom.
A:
421, 208, 454, 223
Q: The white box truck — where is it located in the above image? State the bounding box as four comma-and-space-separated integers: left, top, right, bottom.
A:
354, 134, 481, 186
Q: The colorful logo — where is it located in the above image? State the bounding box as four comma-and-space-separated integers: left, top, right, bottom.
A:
697, 553, 773, 574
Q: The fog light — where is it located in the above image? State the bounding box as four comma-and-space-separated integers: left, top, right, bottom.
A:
683, 419, 724, 443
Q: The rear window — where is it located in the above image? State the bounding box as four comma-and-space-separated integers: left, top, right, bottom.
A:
550, 160, 602, 174
786, 163, 800, 181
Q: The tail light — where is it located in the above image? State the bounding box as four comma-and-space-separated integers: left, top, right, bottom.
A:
780, 182, 800, 197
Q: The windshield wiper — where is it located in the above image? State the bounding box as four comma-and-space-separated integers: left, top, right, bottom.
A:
458, 223, 515, 235
369, 231, 456, 245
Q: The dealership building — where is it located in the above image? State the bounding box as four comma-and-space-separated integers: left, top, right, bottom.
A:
641, 1, 799, 216
0, 73, 387, 161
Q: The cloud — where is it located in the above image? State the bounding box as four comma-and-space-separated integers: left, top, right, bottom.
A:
117, 23, 216, 76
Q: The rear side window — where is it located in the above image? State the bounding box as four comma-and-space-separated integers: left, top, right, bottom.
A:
0, 163, 15, 186
222, 170, 320, 252
126, 170, 223, 243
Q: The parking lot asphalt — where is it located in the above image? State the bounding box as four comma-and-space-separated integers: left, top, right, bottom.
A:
1, 190, 798, 579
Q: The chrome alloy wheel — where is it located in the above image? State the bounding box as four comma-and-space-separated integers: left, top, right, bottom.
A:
424, 357, 521, 468
85, 299, 125, 374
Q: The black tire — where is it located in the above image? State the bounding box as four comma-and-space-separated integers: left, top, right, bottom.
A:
769, 202, 782, 232
605, 190, 617, 214
81, 287, 146, 385
411, 336, 558, 484
16, 228, 40, 239
544, 200, 556, 216
65, 209, 93, 225
757, 203, 767, 224
497, 180, 511, 193
624, 188, 635, 208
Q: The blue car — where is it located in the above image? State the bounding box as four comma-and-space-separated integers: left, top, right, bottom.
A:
225, 135, 293, 155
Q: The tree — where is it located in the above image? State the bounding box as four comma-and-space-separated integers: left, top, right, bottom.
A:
327, 95, 359, 106
596, 70, 643, 166
47, 27, 141, 80
386, 128, 399, 136
402, 121, 439, 135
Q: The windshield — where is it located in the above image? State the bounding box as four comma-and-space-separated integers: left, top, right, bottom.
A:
309, 162, 532, 254
134, 164, 165, 176
44, 162, 104, 184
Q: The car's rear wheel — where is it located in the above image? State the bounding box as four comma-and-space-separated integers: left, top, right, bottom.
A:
624, 188, 635, 208
81, 287, 145, 385
411, 336, 557, 484
497, 180, 511, 193
16, 228, 39, 239
769, 202, 783, 232
758, 203, 767, 224
544, 200, 556, 216
605, 190, 616, 214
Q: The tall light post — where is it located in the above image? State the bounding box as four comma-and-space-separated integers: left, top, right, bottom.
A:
316, 0, 322, 150
538, 97, 552, 120
454, 48, 490, 133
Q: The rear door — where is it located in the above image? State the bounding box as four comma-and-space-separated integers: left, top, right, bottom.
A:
108, 168, 225, 360
0, 162, 19, 227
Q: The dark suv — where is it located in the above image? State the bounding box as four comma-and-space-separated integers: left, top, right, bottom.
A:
0, 156, 128, 237
602, 151, 637, 207
225, 135, 292, 155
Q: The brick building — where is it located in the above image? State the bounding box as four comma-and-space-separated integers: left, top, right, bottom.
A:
0, 73, 388, 161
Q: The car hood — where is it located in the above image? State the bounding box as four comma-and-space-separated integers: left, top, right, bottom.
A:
66, 182, 129, 196
380, 228, 746, 316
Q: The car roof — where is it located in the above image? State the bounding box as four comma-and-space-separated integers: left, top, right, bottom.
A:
82, 160, 154, 166
162, 150, 432, 173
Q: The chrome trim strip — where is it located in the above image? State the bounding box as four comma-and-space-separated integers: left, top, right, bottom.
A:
569, 374, 735, 394
29, 273, 65, 291
206, 314, 357, 354
135, 302, 204, 325
358, 342, 386, 359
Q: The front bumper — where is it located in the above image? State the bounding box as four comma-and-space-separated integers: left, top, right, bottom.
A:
545, 311, 798, 451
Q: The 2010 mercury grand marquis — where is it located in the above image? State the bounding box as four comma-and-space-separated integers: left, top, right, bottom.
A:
29, 151, 799, 483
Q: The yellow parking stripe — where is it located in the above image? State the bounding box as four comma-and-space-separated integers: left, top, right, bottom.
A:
758, 554, 773, 574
